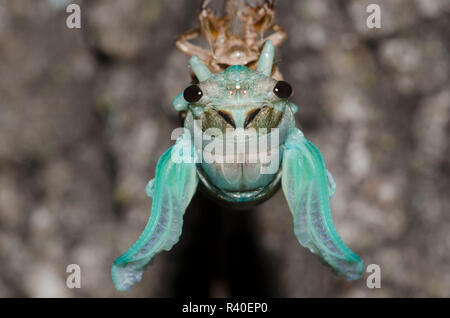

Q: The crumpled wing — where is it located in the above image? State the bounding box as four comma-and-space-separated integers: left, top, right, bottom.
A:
326, 170, 336, 198
112, 134, 198, 291
281, 129, 364, 281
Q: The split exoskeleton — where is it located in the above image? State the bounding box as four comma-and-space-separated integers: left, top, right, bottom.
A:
176, 0, 287, 80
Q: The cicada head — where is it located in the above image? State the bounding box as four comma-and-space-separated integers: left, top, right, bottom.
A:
173, 41, 297, 138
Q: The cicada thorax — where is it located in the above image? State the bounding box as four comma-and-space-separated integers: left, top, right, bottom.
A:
199, 105, 283, 134
183, 93, 294, 202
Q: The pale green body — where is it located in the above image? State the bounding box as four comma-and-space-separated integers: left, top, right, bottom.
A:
111, 41, 364, 291
182, 64, 295, 204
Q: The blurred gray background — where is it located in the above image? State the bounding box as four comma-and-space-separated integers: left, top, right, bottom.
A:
0, 0, 449, 297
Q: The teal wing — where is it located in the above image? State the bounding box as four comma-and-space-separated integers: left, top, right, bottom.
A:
326, 170, 336, 198
281, 129, 364, 281
112, 134, 198, 291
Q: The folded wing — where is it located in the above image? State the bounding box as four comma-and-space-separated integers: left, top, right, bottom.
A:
281, 129, 364, 280
112, 134, 198, 291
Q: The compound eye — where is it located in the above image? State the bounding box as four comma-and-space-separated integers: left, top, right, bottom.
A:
273, 81, 293, 99
183, 85, 203, 103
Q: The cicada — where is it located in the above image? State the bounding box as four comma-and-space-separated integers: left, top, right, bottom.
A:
111, 39, 364, 291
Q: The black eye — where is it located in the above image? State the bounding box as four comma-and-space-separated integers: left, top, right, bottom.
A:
183, 85, 203, 102
273, 81, 293, 99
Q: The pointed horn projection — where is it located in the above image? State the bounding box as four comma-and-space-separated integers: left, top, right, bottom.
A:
189, 55, 212, 82
257, 40, 275, 76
